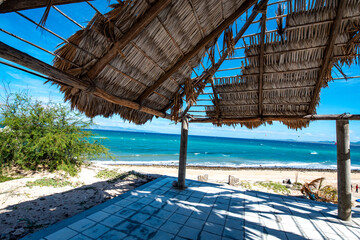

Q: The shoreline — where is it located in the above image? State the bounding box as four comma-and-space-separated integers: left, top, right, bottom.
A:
92, 161, 360, 173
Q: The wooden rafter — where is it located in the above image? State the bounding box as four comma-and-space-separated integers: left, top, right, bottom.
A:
258, 10, 267, 116
77, 9, 171, 102
307, 0, 346, 114
86, 0, 172, 80
0, 41, 170, 119
136, 0, 258, 104
181, 0, 269, 117
211, 78, 221, 121
0, 0, 89, 13
190, 114, 360, 123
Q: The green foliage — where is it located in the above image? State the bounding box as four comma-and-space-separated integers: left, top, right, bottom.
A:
319, 185, 338, 203
95, 169, 123, 179
255, 181, 290, 194
95, 169, 145, 182
0, 92, 111, 176
26, 177, 79, 188
239, 180, 252, 189
292, 182, 303, 190
0, 175, 20, 183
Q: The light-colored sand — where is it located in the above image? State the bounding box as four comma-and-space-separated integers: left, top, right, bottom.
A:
0, 164, 152, 239
112, 164, 360, 188
2, 163, 360, 239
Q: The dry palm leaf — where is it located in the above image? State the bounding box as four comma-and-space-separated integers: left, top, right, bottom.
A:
39, 0, 53, 26
184, 78, 196, 105
276, 4, 284, 43
223, 26, 235, 57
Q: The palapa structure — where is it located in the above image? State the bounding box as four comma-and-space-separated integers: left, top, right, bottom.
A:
1, 0, 360, 221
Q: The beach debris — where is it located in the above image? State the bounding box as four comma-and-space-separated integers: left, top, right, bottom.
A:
197, 174, 208, 182
301, 177, 338, 203
228, 175, 239, 186
283, 179, 292, 185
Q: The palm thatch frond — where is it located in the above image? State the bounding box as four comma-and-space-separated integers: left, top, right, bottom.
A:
38, 0, 53, 27
275, 4, 284, 43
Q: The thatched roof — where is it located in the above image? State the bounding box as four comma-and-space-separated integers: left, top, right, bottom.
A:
202, 0, 360, 129
53, 0, 253, 124
2, 0, 358, 129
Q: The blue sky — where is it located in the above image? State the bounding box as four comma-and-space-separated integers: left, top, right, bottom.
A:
0, 0, 360, 142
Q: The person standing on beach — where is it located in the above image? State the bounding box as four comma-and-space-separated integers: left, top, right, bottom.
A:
356, 184, 359, 193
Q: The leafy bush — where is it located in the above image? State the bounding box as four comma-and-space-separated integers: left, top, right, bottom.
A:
255, 181, 290, 194
0, 92, 111, 176
239, 180, 252, 189
26, 177, 79, 188
95, 169, 123, 179
95, 169, 146, 183
0, 175, 20, 183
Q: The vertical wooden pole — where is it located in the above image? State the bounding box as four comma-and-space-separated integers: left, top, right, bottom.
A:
178, 116, 189, 189
337, 120, 351, 221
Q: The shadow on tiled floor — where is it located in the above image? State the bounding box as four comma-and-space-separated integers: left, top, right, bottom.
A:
23, 176, 360, 240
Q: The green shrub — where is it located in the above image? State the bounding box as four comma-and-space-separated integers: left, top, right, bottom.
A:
95, 169, 123, 179
0, 175, 20, 183
0, 92, 111, 176
255, 181, 290, 194
95, 169, 146, 182
26, 177, 79, 188
239, 180, 252, 189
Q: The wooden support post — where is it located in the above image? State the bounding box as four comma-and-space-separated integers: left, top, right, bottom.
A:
178, 116, 189, 189
336, 120, 351, 221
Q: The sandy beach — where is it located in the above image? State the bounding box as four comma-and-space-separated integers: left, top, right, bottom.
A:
2, 163, 360, 239
111, 164, 360, 188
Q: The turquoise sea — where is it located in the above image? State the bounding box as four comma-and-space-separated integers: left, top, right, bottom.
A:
90, 129, 360, 169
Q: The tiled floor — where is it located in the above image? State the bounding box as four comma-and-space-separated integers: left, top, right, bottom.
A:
23, 177, 360, 240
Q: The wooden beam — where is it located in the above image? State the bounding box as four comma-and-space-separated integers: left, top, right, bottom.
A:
0, 0, 89, 13
136, 0, 258, 103
0, 41, 171, 119
258, 10, 267, 116
190, 114, 360, 123
307, 0, 346, 114
86, 0, 172, 79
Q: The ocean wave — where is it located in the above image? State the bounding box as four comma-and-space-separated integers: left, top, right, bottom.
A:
90, 160, 360, 170
310, 151, 318, 155
194, 153, 200, 156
